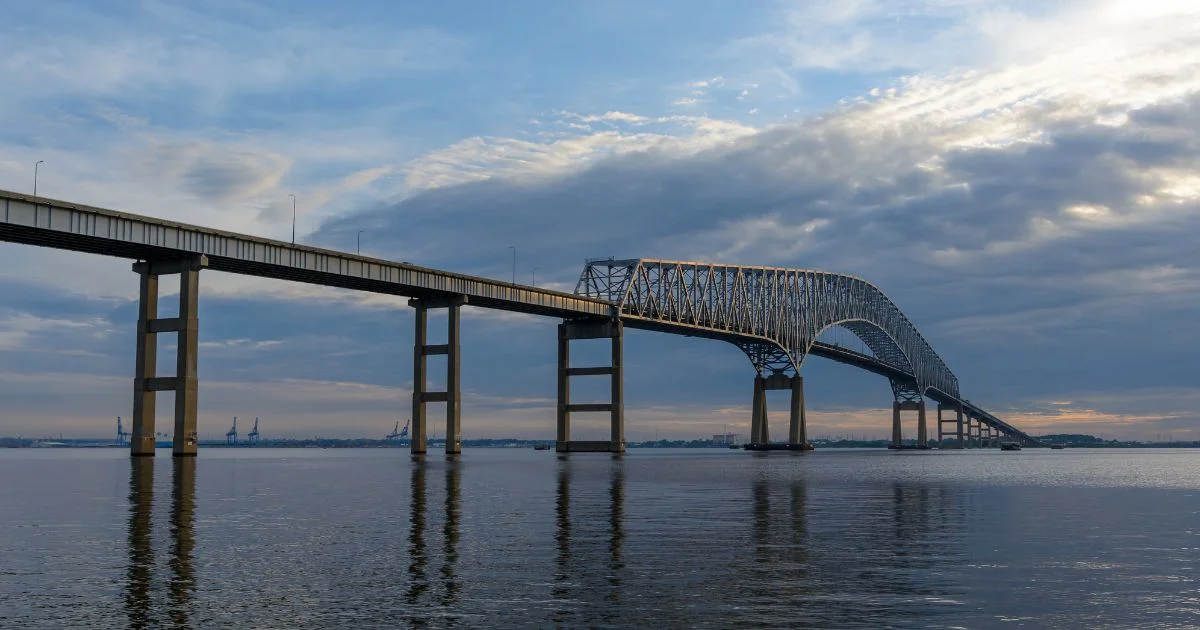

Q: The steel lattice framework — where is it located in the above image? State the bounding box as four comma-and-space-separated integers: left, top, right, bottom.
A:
575, 258, 960, 399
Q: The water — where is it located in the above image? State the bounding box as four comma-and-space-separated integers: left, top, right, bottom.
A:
1, 448, 1197, 628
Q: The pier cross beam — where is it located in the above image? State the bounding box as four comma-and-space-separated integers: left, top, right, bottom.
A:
556, 318, 624, 453
130, 255, 207, 457
409, 296, 467, 455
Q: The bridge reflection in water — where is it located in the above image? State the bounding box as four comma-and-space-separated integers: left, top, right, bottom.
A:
115, 454, 978, 626
390, 455, 973, 627
125, 458, 196, 630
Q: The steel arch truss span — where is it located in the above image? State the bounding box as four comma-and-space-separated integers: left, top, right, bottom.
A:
575, 258, 960, 398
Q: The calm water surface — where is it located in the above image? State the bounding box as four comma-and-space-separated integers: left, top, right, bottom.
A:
1, 447, 1197, 628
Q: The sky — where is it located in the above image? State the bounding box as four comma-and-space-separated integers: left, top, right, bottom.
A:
1, 0, 1199, 442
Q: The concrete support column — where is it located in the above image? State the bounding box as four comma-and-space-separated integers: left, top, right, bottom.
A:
956, 408, 964, 449
556, 324, 570, 445
751, 376, 766, 445
446, 300, 462, 455
131, 270, 159, 456
556, 318, 624, 453
788, 375, 807, 448
891, 402, 903, 448
129, 256, 206, 457
758, 377, 770, 443
609, 321, 624, 449
411, 302, 429, 455
173, 265, 200, 456
916, 400, 928, 448
937, 404, 944, 444
409, 296, 466, 456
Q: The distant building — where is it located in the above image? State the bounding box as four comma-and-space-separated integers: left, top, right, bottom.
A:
712, 433, 742, 446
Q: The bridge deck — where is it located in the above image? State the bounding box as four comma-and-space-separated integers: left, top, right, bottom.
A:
0, 190, 613, 319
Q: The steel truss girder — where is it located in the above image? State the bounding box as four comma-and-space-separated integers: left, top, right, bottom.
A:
576, 259, 960, 398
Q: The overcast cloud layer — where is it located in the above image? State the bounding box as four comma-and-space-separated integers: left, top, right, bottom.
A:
1, 1, 1198, 441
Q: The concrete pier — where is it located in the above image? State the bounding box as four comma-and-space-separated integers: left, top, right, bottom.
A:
556, 319, 624, 453
966, 416, 979, 448
890, 399, 928, 449
937, 403, 965, 449
130, 255, 206, 457
748, 373, 810, 450
410, 296, 466, 455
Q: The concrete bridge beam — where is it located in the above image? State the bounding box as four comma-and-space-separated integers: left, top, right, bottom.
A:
556, 319, 624, 453
130, 255, 206, 457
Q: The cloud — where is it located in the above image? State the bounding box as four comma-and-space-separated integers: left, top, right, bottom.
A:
307, 13, 1200, 441
397, 113, 756, 193
135, 140, 292, 203
0, 4, 470, 113
687, 76, 725, 89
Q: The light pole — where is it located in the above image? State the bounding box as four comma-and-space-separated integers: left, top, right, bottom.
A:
357, 230, 363, 255
508, 246, 516, 285
288, 193, 296, 245
33, 160, 44, 197
531, 267, 538, 287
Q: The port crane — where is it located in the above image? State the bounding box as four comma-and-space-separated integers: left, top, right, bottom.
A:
386, 419, 410, 440
248, 417, 260, 445
226, 417, 238, 445
116, 416, 130, 444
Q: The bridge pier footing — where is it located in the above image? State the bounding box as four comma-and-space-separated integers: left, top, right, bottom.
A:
556, 319, 624, 454
748, 373, 809, 450
410, 296, 467, 456
130, 255, 207, 457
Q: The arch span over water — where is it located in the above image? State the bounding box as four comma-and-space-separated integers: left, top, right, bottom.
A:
575, 258, 959, 399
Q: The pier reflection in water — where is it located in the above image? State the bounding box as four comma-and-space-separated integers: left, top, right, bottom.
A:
551, 457, 626, 625
405, 457, 463, 626
125, 458, 195, 630
124, 458, 154, 629
7, 449, 1191, 628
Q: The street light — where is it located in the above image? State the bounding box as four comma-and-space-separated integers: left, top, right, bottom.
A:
357, 230, 364, 255
508, 246, 516, 285
288, 193, 297, 245
531, 267, 539, 287
33, 160, 44, 197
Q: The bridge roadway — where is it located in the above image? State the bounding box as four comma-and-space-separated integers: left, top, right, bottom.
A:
0, 189, 1037, 453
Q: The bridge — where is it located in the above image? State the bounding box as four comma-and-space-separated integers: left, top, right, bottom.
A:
0, 189, 1039, 455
